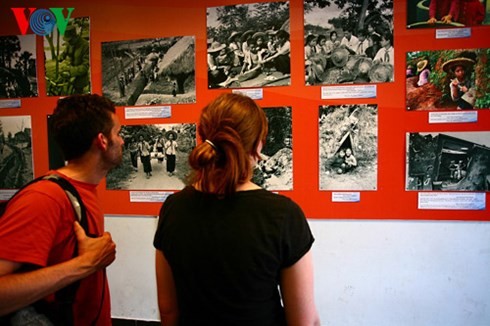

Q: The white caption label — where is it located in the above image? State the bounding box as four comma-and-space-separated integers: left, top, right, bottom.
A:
436, 28, 471, 39
418, 192, 485, 210
0, 99, 21, 108
322, 85, 376, 99
429, 111, 478, 124
125, 106, 171, 119
129, 191, 173, 203
233, 88, 264, 100
332, 192, 361, 202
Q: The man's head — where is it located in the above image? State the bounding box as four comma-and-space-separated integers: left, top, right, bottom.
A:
358, 30, 366, 42
343, 27, 353, 39
63, 24, 79, 45
51, 94, 117, 162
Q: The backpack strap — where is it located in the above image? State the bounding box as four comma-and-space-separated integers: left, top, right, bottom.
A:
40, 175, 90, 325
41, 174, 89, 234
1, 174, 89, 325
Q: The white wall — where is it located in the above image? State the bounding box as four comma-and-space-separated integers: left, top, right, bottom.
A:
106, 216, 490, 326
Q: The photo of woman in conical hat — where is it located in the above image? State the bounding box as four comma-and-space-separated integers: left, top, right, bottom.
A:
441, 54, 476, 110
406, 48, 489, 111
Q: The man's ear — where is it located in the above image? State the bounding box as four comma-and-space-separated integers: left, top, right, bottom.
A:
94, 133, 108, 150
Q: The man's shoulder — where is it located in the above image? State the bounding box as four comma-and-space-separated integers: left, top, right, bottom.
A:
11, 179, 68, 208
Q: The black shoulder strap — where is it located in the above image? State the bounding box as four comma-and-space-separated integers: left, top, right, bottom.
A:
41, 174, 88, 233
1, 174, 89, 325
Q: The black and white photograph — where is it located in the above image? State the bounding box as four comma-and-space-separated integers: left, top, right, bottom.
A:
407, 0, 490, 29
102, 36, 196, 106
47, 114, 66, 170
0, 116, 33, 189
304, 0, 394, 85
206, 1, 291, 89
406, 48, 490, 111
106, 123, 196, 191
319, 104, 377, 190
0, 34, 38, 99
44, 17, 91, 96
406, 132, 490, 191
252, 106, 293, 191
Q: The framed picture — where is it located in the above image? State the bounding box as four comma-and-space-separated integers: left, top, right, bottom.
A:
406, 48, 490, 111
43, 17, 91, 96
102, 36, 196, 106
0, 115, 33, 189
319, 104, 378, 190
304, 0, 394, 85
406, 132, 490, 191
106, 123, 196, 191
406, 0, 489, 29
0, 34, 38, 99
206, 1, 291, 89
252, 106, 293, 191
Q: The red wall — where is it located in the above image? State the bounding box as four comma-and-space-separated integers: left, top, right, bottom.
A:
0, 0, 489, 220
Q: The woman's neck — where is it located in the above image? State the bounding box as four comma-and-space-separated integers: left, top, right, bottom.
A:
193, 180, 261, 192
236, 181, 261, 191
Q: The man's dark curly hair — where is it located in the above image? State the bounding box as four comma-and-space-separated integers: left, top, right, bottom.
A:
51, 94, 116, 161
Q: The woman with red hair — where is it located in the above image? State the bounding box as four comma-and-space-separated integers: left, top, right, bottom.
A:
154, 93, 320, 326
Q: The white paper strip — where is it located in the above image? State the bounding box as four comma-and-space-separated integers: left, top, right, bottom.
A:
429, 111, 478, 124
436, 28, 471, 39
125, 106, 171, 119
129, 191, 173, 203
0, 99, 21, 108
418, 192, 485, 210
332, 192, 361, 202
322, 85, 376, 99
233, 88, 263, 100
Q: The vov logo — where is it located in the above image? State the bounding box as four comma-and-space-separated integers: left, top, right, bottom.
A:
11, 8, 75, 36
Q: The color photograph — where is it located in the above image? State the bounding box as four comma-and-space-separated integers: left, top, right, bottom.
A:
207, 1, 291, 89
102, 36, 196, 106
106, 123, 196, 190
406, 132, 490, 191
43, 17, 91, 96
407, 0, 489, 28
252, 106, 293, 191
304, 0, 394, 85
0, 34, 38, 99
319, 104, 378, 190
406, 48, 490, 111
0, 116, 33, 189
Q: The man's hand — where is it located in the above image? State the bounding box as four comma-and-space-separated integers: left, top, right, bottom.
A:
74, 222, 116, 271
59, 61, 70, 72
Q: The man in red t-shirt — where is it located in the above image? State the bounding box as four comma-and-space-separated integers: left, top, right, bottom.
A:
0, 94, 123, 325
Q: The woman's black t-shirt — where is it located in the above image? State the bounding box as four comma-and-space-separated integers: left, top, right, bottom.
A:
153, 186, 314, 326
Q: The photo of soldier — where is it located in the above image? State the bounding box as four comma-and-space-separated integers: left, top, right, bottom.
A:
44, 17, 91, 96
